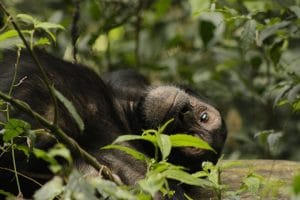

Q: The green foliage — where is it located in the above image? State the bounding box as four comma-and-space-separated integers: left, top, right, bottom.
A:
102, 119, 215, 198
2, 118, 31, 142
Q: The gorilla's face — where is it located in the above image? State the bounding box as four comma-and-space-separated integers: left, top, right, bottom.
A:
142, 86, 227, 171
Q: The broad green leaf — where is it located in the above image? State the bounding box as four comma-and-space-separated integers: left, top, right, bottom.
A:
139, 171, 164, 197
16, 13, 36, 25
53, 88, 84, 132
0, 30, 19, 42
34, 37, 51, 46
90, 177, 136, 200
113, 134, 156, 145
63, 170, 98, 200
192, 171, 208, 178
163, 169, 212, 187
276, 99, 289, 107
33, 148, 61, 173
157, 134, 171, 160
35, 22, 65, 30
102, 144, 149, 162
170, 134, 215, 153
15, 145, 30, 158
33, 176, 63, 200
33, 148, 57, 165
3, 119, 31, 142
199, 20, 215, 48
48, 144, 72, 165
242, 174, 263, 194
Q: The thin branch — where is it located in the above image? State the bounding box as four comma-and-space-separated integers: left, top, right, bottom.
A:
0, 91, 121, 185
0, 2, 59, 125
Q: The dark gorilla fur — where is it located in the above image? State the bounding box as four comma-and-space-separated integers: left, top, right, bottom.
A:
0, 50, 227, 198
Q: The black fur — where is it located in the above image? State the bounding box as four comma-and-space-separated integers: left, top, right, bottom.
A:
0, 50, 227, 198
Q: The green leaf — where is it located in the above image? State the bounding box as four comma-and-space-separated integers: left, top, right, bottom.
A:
15, 145, 30, 158
199, 19, 215, 48
113, 134, 156, 145
256, 21, 290, 46
34, 37, 51, 46
33, 148, 61, 173
63, 170, 98, 200
139, 171, 164, 197
0, 30, 19, 41
269, 40, 285, 66
189, 0, 210, 15
3, 119, 31, 142
48, 144, 72, 165
33, 176, 63, 200
53, 88, 84, 132
170, 134, 216, 153
242, 174, 263, 194
157, 119, 174, 134
35, 22, 65, 30
102, 144, 149, 162
90, 177, 137, 200
16, 13, 36, 25
163, 169, 211, 187
157, 134, 171, 160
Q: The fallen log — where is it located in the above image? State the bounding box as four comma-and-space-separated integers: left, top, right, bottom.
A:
188, 160, 300, 200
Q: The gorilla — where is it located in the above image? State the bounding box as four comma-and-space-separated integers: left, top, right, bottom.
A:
0, 49, 227, 199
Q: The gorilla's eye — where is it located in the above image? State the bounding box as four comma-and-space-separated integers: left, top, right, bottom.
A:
200, 112, 209, 122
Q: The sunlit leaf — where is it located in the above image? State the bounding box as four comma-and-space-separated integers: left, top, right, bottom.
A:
112, 134, 156, 145
90, 177, 136, 200
63, 170, 98, 200
3, 119, 31, 142
102, 144, 149, 162
34, 176, 63, 200
157, 134, 171, 160
170, 134, 215, 153
35, 22, 65, 30
163, 169, 211, 187
16, 13, 36, 25
48, 144, 72, 165
139, 171, 164, 197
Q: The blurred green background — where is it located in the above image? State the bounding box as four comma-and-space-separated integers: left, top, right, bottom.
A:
1, 0, 299, 161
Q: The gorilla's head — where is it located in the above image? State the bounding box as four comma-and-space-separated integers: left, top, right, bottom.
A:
142, 86, 227, 171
